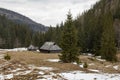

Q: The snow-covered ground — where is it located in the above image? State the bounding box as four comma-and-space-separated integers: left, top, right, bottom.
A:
0, 54, 4, 59
0, 74, 13, 80
60, 71, 120, 80
28, 65, 57, 71
37, 67, 54, 71
0, 62, 120, 80
15, 70, 33, 76
47, 59, 60, 62
88, 69, 100, 73
0, 69, 120, 80
79, 63, 84, 68
105, 65, 112, 68
0, 48, 27, 52
113, 65, 119, 70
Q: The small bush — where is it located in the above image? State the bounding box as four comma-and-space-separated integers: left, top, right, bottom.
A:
4, 54, 11, 61
83, 62, 88, 68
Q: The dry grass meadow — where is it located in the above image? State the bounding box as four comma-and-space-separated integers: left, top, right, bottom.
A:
1, 51, 119, 73
6, 51, 81, 72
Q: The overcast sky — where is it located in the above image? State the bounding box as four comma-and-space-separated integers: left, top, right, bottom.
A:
0, 0, 99, 26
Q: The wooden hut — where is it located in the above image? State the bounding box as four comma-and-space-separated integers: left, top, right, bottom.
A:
40, 42, 62, 53
27, 45, 38, 51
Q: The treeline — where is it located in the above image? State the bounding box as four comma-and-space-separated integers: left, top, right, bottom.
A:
0, 14, 60, 49
0, 15, 31, 48
0, 15, 46, 49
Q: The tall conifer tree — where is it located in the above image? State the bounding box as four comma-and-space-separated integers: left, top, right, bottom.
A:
59, 11, 79, 63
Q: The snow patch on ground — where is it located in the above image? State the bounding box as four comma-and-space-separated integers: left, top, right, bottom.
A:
73, 62, 95, 69
73, 62, 84, 68
28, 65, 57, 72
113, 65, 119, 70
37, 72, 63, 80
88, 69, 100, 73
47, 59, 60, 62
79, 64, 84, 68
96, 58, 106, 62
28, 65, 56, 71
11, 68, 23, 72
0, 62, 11, 68
28, 64, 40, 70
4, 74, 13, 79
0, 54, 4, 59
105, 65, 111, 68
73, 62, 87, 68
38, 71, 44, 75
0, 48, 27, 52
0, 75, 4, 80
39, 67, 54, 71
60, 71, 120, 80
15, 70, 32, 75
0, 74, 13, 80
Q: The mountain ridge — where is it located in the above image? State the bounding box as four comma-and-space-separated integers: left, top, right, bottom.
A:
0, 8, 48, 32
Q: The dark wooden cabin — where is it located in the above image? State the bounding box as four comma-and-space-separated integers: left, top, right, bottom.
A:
40, 42, 62, 53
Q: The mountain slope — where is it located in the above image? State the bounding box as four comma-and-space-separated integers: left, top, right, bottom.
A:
0, 8, 48, 32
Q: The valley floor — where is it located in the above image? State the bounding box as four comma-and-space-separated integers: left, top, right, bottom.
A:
0, 48, 120, 80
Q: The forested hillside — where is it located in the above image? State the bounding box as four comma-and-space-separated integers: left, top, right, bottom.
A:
75, 0, 120, 53
44, 0, 120, 61
0, 8, 50, 49
0, 15, 32, 48
0, 15, 47, 49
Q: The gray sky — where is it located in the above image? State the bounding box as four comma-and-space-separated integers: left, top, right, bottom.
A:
0, 0, 99, 26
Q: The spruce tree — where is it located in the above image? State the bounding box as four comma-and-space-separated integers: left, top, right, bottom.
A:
100, 12, 117, 61
59, 11, 79, 63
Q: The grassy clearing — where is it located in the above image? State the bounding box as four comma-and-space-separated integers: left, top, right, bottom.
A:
2, 51, 120, 73
6, 51, 81, 72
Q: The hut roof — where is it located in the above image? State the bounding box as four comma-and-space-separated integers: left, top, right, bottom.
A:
40, 42, 62, 51
28, 45, 36, 49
